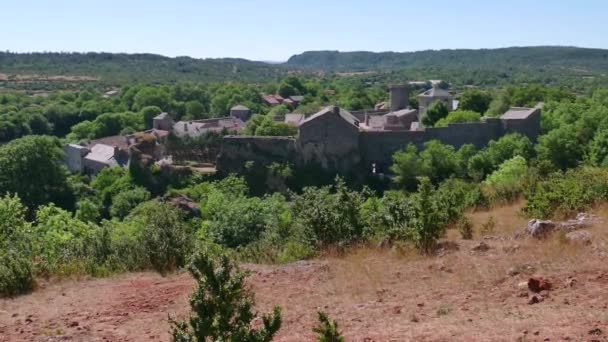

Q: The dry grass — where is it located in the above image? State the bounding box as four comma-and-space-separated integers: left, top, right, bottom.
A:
2, 202, 607, 341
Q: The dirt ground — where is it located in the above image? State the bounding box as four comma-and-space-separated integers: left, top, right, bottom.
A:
1, 203, 607, 342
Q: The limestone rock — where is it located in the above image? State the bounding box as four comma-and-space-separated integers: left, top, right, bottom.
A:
526, 219, 556, 238
565, 230, 592, 245
471, 241, 490, 252
528, 277, 552, 293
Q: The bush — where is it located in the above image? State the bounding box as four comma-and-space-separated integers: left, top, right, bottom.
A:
0, 251, 34, 297
109, 186, 151, 219
128, 200, 192, 274
292, 178, 367, 246
409, 178, 449, 253
171, 252, 282, 341
457, 216, 473, 240
0, 194, 34, 296
523, 167, 608, 219
434, 110, 481, 127
313, 311, 345, 342
484, 155, 528, 202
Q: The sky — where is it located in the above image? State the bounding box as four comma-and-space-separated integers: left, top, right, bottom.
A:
1, 0, 606, 61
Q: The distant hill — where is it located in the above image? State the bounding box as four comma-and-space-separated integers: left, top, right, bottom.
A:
285, 46, 608, 73
2, 47, 608, 89
0, 52, 286, 85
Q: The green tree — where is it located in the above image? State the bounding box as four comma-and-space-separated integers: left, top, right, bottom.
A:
390, 144, 423, 190
458, 89, 492, 114
0, 194, 34, 297
434, 110, 481, 127
185, 100, 206, 120
536, 125, 583, 170
588, 129, 608, 166
127, 201, 191, 274
0, 135, 72, 209
171, 252, 282, 342
410, 178, 446, 253
419, 140, 458, 183
109, 187, 151, 219
140, 106, 162, 129
422, 101, 449, 127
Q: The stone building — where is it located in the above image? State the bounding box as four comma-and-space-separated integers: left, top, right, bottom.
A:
217, 104, 541, 177
230, 105, 252, 122
153, 112, 173, 131
418, 87, 453, 117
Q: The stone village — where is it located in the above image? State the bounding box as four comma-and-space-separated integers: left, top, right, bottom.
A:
64, 83, 541, 178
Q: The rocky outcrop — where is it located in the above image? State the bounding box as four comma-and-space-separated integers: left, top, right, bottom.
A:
523, 213, 599, 239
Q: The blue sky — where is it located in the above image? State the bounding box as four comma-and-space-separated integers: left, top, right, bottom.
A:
1, 0, 606, 61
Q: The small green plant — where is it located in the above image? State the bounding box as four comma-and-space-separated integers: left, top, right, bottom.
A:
313, 311, 344, 342
480, 216, 496, 236
457, 216, 473, 240
170, 252, 282, 342
436, 306, 452, 316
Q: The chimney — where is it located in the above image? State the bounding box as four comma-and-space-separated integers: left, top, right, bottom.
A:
183, 123, 188, 131
389, 84, 409, 112
332, 105, 340, 116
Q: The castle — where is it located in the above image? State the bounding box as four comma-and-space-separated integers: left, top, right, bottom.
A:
216, 85, 541, 177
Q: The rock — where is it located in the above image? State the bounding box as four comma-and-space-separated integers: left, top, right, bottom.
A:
565, 230, 592, 245
588, 328, 602, 336
528, 295, 542, 304
69, 321, 79, 327
471, 241, 490, 252
564, 276, 577, 288
528, 277, 552, 293
508, 267, 520, 276
526, 219, 556, 238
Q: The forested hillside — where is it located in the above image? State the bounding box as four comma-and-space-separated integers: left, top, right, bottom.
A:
286, 46, 608, 72
0, 52, 286, 85
2, 47, 608, 90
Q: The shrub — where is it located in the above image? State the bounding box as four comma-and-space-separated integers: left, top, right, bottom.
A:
523, 167, 608, 219
0, 251, 34, 297
292, 178, 367, 246
484, 155, 528, 202
128, 200, 192, 274
409, 178, 449, 253
434, 110, 481, 127
109, 186, 151, 219
171, 252, 282, 341
0, 194, 34, 297
458, 216, 473, 240
313, 311, 344, 342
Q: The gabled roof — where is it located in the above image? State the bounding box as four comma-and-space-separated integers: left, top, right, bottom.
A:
300, 106, 360, 128
262, 95, 281, 105
231, 105, 250, 111
154, 112, 170, 120
284, 113, 305, 126
84, 144, 119, 166
420, 87, 451, 97
289, 95, 304, 102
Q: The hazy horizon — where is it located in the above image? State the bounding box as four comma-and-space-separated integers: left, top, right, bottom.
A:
3, 45, 605, 63
2, 0, 607, 61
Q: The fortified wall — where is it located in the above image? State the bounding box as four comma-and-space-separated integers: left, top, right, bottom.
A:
216, 105, 541, 176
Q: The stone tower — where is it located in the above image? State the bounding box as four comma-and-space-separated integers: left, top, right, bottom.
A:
389, 84, 409, 112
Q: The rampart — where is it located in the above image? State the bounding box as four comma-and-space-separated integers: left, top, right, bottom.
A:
216, 106, 541, 177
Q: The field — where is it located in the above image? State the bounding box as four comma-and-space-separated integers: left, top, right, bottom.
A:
1, 202, 607, 341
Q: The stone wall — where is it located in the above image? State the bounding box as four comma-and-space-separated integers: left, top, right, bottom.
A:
216, 107, 541, 177
216, 136, 298, 176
